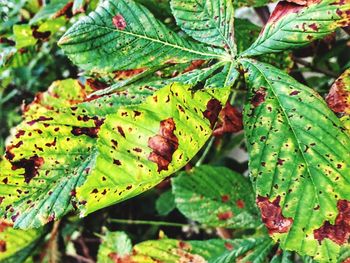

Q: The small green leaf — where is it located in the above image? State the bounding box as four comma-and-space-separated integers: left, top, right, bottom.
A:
156, 190, 176, 216
172, 165, 259, 229
58, 0, 225, 73
241, 58, 350, 261
97, 230, 132, 263
242, 0, 350, 57
170, 0, 236, 53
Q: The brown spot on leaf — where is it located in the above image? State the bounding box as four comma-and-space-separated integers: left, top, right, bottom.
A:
326, 69, 350, 114
289, 90, 300, 96
53, 1, 73, 18
236, 199, 245, 209
257, 195, 293, 235
213, 102, 243, 137
221, 195, 230, 202
71, 118, 104, 138
314, 199, 350, 245
183, 60, 206, 73
203, 99, 222, 128
251, 87, 267, 108
27, 116, 53, 126
113, 14, 127, 30
0, 240, 6, 252
217, 211, 233, 220
32, 26, 51, 40
11, 155, 45, 183
86, 78, 108, 90
148, 118, 179, 172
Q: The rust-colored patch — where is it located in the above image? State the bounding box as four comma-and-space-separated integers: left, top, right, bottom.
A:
11, 155, 45, 183
86, 78, 108, 90
0, 37, 15, 46
71, 118, 104, 138
213, 102, 243, 137
0, 240, 6, 252
203, 99, 222, 128
148, 118, 179, 172
183, 60, 206, 73
251, 87, 267, 108
257, 195, 293, 235
314, 199, 350, 245
27, 116, 53, 126
326, 70, 350, 114
236, 199, 245, 209
53, 1, 73, 18
113, 14, 127, 30
217, 211, 233, 220
221, 195, 230, 202
114, 68, 145, 80
108, 252, 134, 263
0, 221, 12, 232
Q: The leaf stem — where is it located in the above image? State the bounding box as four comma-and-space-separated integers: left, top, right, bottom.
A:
195, 136, 215, 167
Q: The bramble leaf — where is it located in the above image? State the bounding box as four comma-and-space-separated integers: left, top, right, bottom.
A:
241, 0, 350, 57
156, 190, 176, 216
170, 0, 236, 53
241, 58, 350, 261
172, 165, 259, 229
58, 0, 225, 73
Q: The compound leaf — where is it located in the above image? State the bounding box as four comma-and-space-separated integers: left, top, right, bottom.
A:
241, 0, 350, 57
172, 165, 259, 229
170, 0, 236, 53
58, 0, 225, 73
241, 58, 350, 261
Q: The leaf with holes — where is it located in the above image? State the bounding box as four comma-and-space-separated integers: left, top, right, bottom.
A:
58, 0, 226, 73
241, 58, 350, 261
170, 0, 236, 53
172, 165, 259, 229
76, 83, 230, 215
241, 0, 350, 57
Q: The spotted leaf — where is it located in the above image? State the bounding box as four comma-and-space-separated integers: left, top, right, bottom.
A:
170, 0, 236, 54
326, 68, 350, 114
76, 83, 230, 215
58, 0, 225, 73
0, 79, 157, 228
0, 221, 42, 262
241, 58, 350, 262
172, 165, 259, 229
241, 0, 350, 57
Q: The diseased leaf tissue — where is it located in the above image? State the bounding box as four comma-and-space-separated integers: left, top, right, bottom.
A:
0, 0, 349, 262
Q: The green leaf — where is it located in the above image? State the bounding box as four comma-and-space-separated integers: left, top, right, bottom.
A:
30, 0, 71, 24
13, 25, 37, 49
76, 83, 230, 215
156, 190, 176, 216
0, 79, 156, 228
205, 62, 239, 88
97, 230, 132, 263
241, 0, 350, 57
170, 0, 236, 53
241, 58, 350, 261
0, 222, 42, 262
234, 18, 294, 72
212, 236, 273, 263
58, 0, 225, 73
172, 165, 259, 229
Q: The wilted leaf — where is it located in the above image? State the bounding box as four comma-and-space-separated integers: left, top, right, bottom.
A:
241, 58, 350, 261
172, 165, 259, 229
242, 0, 350, 57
